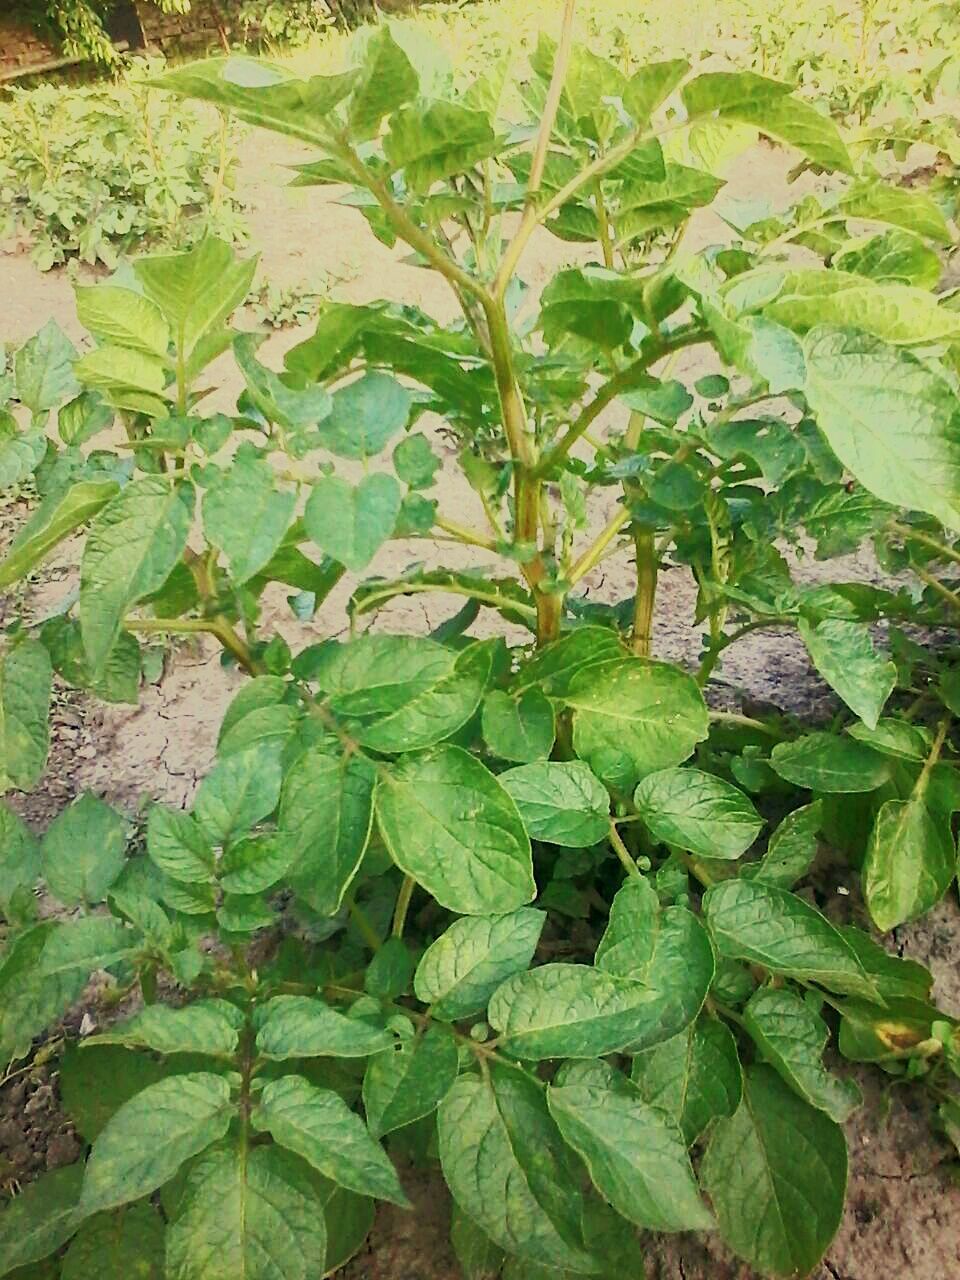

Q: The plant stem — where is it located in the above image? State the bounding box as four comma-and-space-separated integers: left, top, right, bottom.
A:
434, 515, 498, 552
594, 178, 615, 269
392, 875, 416, 938
709, 710, 787, 740
124, 615, 261, 675
888, 521, 960, 569
348, 899, 382, 953
915, 566, 960, 615
568, 507, 631, 586
632, 530, 657, 657
608, 819, 643, 880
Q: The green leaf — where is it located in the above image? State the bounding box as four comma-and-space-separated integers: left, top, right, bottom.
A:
377, 744, 535, 915
835, 229, 941, 289
451, 1204, 505, 1280
256, 995, 395, 1059
770, 283, 960, 346
838, 926, 933, 1003
798, 618, 896, 729
42, 617, 141, 706
278, 745, 376, 916
317, 371, 412, 460
438, 1064, 600, 1275
0, 431, 47, 490
847, 719, 931, 762
0, 802, 40, 909
726, 94, 853, 173
364, 936, 416, 999
62, 1202, 165, 1280
566, 658, 709, 791
803, 327, 960, 531
701, 1065, 847, 1277
219, 833, 297, 894
0, 924, 91, 1061
386, 100, 498, 193
75, 285, 170, 359
193, 741, 283, 844
15, 319, 79, 416
251, 1075, 410, 1207
348, 641, 492, 754
79, 1073, 233, 1215
363, 1024, 459, 1137
393, 433, 440, 488
60, 1044, 166, 1142
499, 761, 609, 847
745, 801, 823, 888
147, 804, 215, 883
770, 732, 891, 792
513, 627, 624, 699
0, 478, 119, 590
74, 345, 167, 399
304, 473, 402, 572
744, 987, 862, 1122
547, 1080, 713, 1232
682, 70, 793, 116
863, 796, 956, 932
134, 234, 258, 360
166, 1143, 327, 1280
203, 454, 296, 584
0, 1165, 84, 1276
0, 640, 51, 793
490, 884, 714, 1059
631, 1014, 742, 1144
316, 1177, 374, 1275
88, 999, 242, 1057
37, 916, 135, 977
840, 183, 952, 246
634, 767, 762, 859
348, 26, 419, 136
624, 58, 690, 124
413, 908, 545, 1020
703, 879, 878, 998
303, 634, 451, 713
42, 792, 127, 906
234, 334, 332, 432
218, 676, 288, 741
482, 688, 556, 763
80, 476, 194, 676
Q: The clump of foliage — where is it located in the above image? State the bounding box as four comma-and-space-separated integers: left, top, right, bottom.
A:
3, 8, 960, 1279
0, 69, 245, 270
15, 2, 191, 66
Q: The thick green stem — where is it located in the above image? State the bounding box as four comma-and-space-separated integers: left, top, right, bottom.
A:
392, 875, 416, 938
608, 819, 643, 880
632, 530, 657, 657
124, 615, 261, 675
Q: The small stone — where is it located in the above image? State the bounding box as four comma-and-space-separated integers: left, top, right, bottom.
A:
46, 1131, 81, 1170
24, 1084, 54, 1116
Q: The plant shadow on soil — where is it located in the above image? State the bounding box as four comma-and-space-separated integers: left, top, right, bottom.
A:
2, 121, 960, 1280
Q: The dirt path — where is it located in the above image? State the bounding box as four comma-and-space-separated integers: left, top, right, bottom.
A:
2, 123, 960, 1279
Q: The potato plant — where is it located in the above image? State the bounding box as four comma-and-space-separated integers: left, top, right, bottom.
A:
3, 9, 960, 1278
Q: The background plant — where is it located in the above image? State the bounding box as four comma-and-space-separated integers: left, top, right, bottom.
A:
2, 8, 960, 1279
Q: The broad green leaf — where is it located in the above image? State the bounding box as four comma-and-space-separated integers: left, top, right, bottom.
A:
703, 879, 878, 998
234, 334, 332, 432
219, 833, 297, 894
377, 745, 535, 915
62, 1202, 164, 1280
348, 641, 492, 753
0, 430, 46, 490
451, 1204, 505, 1280
0, 640, 51, 792
723, 93, 853, 173
363, 1024, 459, 1137
744, 987, 862, 1122
499, 761, 609, 847
490, 888, 714, 1059
60, 1042, 166, 1143
75, 285, 170, 359
316, 1178, 375, 1275
838, 926, 933, 1003
15, 319, 79, 416
166, 1143, 327, 1280
42, 616, 141, 705
438, 1065, 600, 1274
80, 476, 194, 676
161, 877, 217, 916
134, 234, 258, 359
278, 745, 376, 916
88, 999, 242, 1057
79, 1073, 233, 1215
702, 1065, 847, 1277
393, 433, 439, 488
318, 371, 412, 460
745, 801, 823, 888
547, 1081, 713, 1231
74, 344, 167, 398
218, 676, 288, 741
634, 767, 761, 860
0, 1165, 84, 1276
0, 802, 40, 909
835, 228, 941, 289
304, 473, 402, 571
302, 634, 453, 714
862, 797, 955, 932
769, 283, 960, 346
251, 1075, 410, 1207
513, 627, 625, 699
256, 995, 395, 1059
799, 617, 896, 730
217, 892, 276, 933
0, 924, 91, 1061
414, 908, 545, 1020
364, 935, 416, 999
837, 994, 946, 1063
386, 100, 499, 192
154, 57, 356, 148
566, 658, 709, 791
624, 58, 690, 124
682, 70, 793, 116
631, 1014, 742, 1144
770, 732, 890, 792
840, 183, 952, 246
218, 706, 300, 759
37, 916, 135, 977
482, 688, 556, 763
348, 26, 419, 136
42, 792, 127, 906
847, 718, 931, 762
803, 327, 960, 531
147, 804, 214, 883
0, 478, 119, 589
203, 454, 296, 583
193, 741, 284, 844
